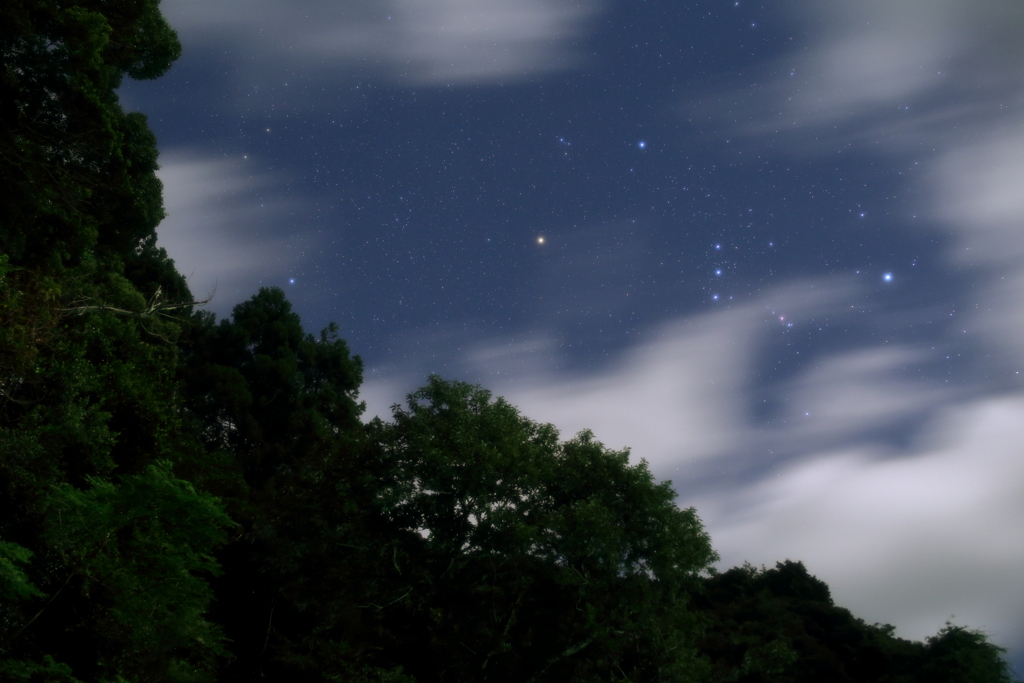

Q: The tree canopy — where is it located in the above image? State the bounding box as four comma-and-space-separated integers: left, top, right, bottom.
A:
694, 561, 1017, 683
360, 378, 717, 682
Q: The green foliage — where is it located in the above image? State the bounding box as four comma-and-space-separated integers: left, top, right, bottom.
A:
181, 287, 364, 492
359, 377, 718, 683
694, 561, 907, 682
1, 0, 191, 389
43, 462, 232, 674
0, 654, 83, 683
0, 540, 42, 601
173, 288, 370, 681
200, 375, 718, 682
694, 562, 1020, 683
1, 457, 234, 682
916, 623, 1017, 683
0, 0, 180, 268
1, 2, 230, 681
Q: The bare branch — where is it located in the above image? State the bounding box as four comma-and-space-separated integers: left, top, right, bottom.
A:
57, 285, 214, 320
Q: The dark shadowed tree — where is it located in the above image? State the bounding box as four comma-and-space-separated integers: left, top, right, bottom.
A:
178, 287, 371, 681
204, 376, 717, 682
1, 1, 235, 680
914, 623, 1018, 683
694, 561, 1019, 683
352, 377, 718, 683
1, 0, 191, 386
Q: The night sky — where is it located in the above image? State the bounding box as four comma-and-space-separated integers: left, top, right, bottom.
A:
122, 0, 1024, 669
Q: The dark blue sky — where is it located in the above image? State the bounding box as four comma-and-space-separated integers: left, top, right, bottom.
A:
123, 0, 1024, 669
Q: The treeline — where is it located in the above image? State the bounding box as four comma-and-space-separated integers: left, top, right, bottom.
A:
0, 1, 1017, 681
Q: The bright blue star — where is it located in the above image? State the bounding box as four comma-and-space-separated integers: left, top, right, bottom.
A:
883, 273, 892, 282
638, 141, 646, 149
289, 278, 295, 284
715, 269, 722, 276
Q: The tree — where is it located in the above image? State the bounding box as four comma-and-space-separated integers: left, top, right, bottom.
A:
693, 561, 1020, 683
176, 287, 369, 682
353, 377, 718, 683
200, 376, 716, 682
177, 286, 364, 500
1, 2, 233, 680
915, 623, 1017, 683
1, 0, 180, 269
1, 0, 191, 386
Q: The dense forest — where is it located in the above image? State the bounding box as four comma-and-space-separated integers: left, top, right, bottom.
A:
0, 1, 1018, 681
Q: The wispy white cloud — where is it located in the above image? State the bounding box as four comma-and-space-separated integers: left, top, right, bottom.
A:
361, 262, 1019, 649
696, 396, 1024, 644
492, 283, 843, 460
689, 0, 1024, 155
778, 0, 966, 123
354, 0, 1024, 659
933, 128, 1024, 265
679, 0, 1024, 653
762, 345, 950, 449
156, 151, 318, 316
494, 310, 760, 467
162, 0, 603, 86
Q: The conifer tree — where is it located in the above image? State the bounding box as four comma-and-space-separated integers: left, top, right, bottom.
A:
1, 2, 232, 680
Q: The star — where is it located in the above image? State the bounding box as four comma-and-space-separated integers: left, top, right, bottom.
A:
883, 272, 893, 282
537, 236, 545, 245
638, 141, 646, 149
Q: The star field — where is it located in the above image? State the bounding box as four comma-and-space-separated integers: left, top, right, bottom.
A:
124, 0, 1024, 670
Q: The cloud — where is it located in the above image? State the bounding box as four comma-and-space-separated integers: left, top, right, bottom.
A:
688, 0, 1024, 155
928, 126, 1024, 371
155, 151, 319, 316
781, 0, 965, 121
724, 346, 948, 466
695, 396, 1024, 645
488, 283, 953, 483
495, 310, 760, 467
162, 0, 604, 86
361, 266, 1020, 650
360, 276, 819, 445
933, 128, 1024, 264
675, 0, 1024, 655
